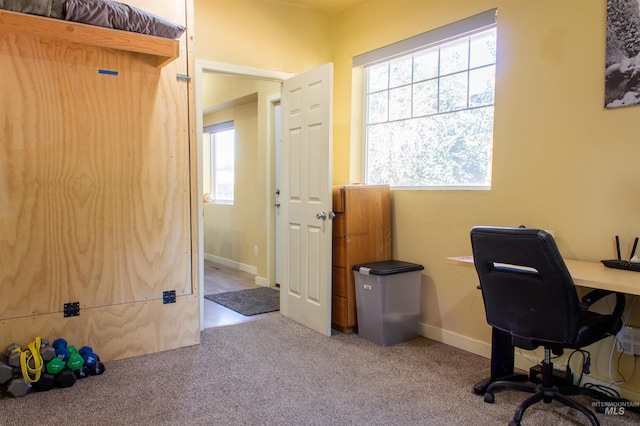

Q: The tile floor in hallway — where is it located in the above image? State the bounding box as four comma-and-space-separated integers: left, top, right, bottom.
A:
202, 260, 279, 328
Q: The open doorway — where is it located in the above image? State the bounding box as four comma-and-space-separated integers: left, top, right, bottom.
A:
194, 61, 292, 330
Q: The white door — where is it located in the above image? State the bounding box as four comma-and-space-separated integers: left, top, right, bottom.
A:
280, 63, 333, 336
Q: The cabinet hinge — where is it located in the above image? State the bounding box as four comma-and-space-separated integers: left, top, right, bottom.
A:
64, 302, 80, 318
176, 74, 192, 82
163, 290, 177, 304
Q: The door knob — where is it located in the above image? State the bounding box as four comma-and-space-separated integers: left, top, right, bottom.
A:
316, 211, 335, 220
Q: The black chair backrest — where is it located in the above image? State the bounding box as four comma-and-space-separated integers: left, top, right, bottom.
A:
470, 226, 580, 350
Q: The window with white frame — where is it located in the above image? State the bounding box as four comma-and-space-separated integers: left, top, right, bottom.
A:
203, 121, 235, 203
355, 9, 497, 189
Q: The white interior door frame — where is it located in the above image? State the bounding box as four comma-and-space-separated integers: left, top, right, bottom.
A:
194, 60, 293, 330
267, 94, 282, 286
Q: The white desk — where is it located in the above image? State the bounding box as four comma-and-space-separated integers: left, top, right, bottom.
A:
447, 256, 640, 296
448, 255, 640, 395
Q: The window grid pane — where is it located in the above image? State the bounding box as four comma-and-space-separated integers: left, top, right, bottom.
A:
364, 26, 496, 188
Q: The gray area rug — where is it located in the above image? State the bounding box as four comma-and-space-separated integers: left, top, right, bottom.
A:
205, 287, 279, 316
1, 315, 639, 425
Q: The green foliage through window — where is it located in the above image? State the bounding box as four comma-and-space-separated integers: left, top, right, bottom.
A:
364, 27, 496, 188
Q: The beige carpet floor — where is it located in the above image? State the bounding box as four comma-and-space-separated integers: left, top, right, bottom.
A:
1, 315, 639, 425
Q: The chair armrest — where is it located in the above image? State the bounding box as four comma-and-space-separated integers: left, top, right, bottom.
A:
579, 289, 614, 309
579, 290, 626, 334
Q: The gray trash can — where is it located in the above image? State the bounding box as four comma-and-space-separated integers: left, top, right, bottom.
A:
352, 260, 424, 346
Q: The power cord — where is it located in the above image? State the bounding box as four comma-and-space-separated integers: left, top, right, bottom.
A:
608, 295, 637, 385
567, 349, 591, 386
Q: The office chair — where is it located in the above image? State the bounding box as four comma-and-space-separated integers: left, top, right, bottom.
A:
470, 226, 625, 426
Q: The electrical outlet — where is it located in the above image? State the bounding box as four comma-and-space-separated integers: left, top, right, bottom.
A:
617, 326, 640, 356
254, 245, 259, 256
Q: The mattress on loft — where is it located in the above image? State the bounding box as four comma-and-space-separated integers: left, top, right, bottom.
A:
0, 0, 186, 39
0, 0, 65, 18
64, 0, 186, 39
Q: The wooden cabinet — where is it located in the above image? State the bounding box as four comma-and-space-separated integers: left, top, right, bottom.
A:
332, 185, 391, 333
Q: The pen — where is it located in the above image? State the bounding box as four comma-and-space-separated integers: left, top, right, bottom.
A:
630, 237, 639, 261
616, 235, 621, 261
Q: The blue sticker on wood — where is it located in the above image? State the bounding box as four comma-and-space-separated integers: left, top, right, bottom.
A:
98, 69, 119, 76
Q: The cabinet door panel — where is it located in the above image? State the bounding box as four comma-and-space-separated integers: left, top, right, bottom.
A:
332, 237, 346, 267
332, 186, 345, 212
331, 295, 349, 326
332, 213, 346, 237
332, 266, 348, 297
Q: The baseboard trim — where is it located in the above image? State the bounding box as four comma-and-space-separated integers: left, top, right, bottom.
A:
421, 323, 491, 359
255, 276, 269, 287
420, 323, 640, 402
203, 254, 267, 287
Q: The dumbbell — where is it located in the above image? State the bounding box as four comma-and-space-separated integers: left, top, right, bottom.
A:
53, 338, 70, 362
1, 347, 31, 398
25, 339, 55, 391
0, 360, 14, 385
45, 357, 65, 375
39, 339, 56, 362
79, 346, 105, 376
6, 377, 32, 398
54, 369, 77, 388
5, 343, 20, 359
6, 343, 22, 368
32, 371, 55, 392
66, 346, 89, 379
44, 356, 76, 388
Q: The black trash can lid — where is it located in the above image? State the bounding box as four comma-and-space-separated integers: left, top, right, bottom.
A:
352, 260, 424, 275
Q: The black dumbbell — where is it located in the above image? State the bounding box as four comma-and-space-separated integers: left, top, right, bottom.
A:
54, 368, 77, 388
33, 372, 55, 392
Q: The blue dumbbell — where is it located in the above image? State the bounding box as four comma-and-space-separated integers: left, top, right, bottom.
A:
53, 339, 69, 362
79, 346, 105, 376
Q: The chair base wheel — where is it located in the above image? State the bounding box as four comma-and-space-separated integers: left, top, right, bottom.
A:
484, 392, 495, 403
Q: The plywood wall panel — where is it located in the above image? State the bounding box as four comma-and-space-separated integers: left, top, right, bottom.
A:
0, 295, 200, 362
0, 0, 193, 335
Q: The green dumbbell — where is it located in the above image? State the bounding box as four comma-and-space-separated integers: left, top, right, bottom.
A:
66, 346, 84, 371
45, 357, 65, 375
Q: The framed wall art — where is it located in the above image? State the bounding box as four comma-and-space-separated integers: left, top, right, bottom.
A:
606, 0, 640, 108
